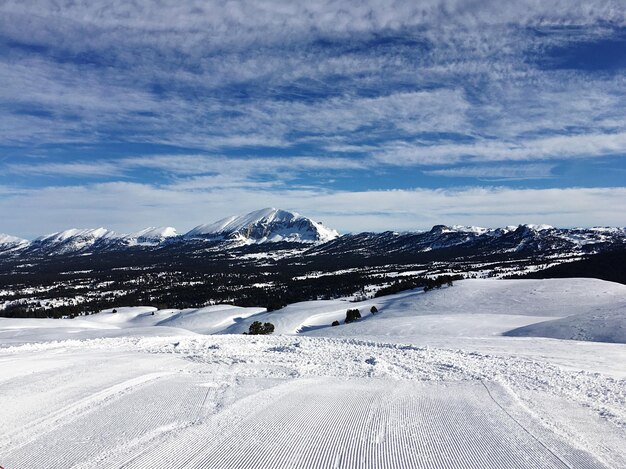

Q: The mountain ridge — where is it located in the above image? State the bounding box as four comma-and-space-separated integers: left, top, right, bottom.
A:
1, 208, 625, 257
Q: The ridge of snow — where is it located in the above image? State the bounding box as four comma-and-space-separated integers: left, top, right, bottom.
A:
123, 226, 178, 244
0, 233, 30, 252
0, 233, 28, 245
35, 227, 118, 243
31, 228, 121, 254
450, 225, 489, 234
520, 224, 554, 231
186, 208, 300, 236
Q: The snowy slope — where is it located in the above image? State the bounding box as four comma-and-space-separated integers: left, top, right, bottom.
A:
155, 304, 266, 334
220, 279, 626, 341
121, 226, 178, 246
185, 207, 339, 243
0, 233, 29, 253
2, 278, 626, 467
2, 279, 623, 344
1, 334, 625, 468
505, 300, 626, 343
31, 228, 119, 254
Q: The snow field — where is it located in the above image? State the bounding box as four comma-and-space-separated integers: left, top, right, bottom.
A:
1, 333, 624, 468
1, 278, 625, 468
157, 379, 580, 469
2, 279, 624, 345
218, 278, 626, 343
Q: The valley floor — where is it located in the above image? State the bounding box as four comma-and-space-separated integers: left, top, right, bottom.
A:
1, 279, 625, 468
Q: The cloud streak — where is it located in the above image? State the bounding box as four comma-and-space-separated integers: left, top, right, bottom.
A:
0, 1, 625, 234
423, 164, 556, 180
2, 181, 624, 239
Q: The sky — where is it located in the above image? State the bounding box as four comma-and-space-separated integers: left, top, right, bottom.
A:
1, 1, 625, 238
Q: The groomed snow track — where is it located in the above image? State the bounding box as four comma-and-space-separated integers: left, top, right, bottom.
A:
1, 335, 621, 468
125, 379, 592, 469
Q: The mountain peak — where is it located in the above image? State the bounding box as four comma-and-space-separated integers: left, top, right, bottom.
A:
0, 233, 27, 245
122, 227, 178, 246
185, 208, 339, 243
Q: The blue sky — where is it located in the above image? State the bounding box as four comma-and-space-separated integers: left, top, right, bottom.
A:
1, 1, 625, 238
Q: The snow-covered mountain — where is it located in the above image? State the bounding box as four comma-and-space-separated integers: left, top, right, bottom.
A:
308, 224, 626, 258
119, 227, 178, 247
1, 211, 624, 258
185, 208, 339, 244
8, 226, 178, 255
0, 233, 30, 254
29, 228, 119, 255
0, 209, 339, 256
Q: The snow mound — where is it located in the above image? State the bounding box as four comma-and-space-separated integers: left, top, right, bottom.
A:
156, 305, 266, 334
505, 300, 626, 343
221, 278, 626, 341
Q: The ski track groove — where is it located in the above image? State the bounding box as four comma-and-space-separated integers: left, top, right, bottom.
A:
122, 378, 299, 469
128, 380, 585, 469
2, 375, 207, 469
0, 371, 170, 455
480, 380, 573, 469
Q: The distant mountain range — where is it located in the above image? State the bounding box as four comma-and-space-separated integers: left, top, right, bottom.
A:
1, 208, 624, 259
1, 208, 625, 318
0, 208, 338, 256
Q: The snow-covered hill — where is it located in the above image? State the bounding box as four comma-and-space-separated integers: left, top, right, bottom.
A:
505, 299, 626, 343
185, 207, 339, 243
2, 278, 626, 468
3, 278, 624, 344
219, 278, 626, 343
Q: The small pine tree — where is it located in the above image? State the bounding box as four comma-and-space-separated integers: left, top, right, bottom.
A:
331, 320, 340, 327
345, 308, 361, 323
248, 321, 275, 335
370, 306, 378, 314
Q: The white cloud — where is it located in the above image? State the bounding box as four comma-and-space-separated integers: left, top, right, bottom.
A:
3, 155, 368, 181
2, 182, 624, 238
1, 0, 625, 237
375, 132, 626, 166
5, 161, 123, 177
423, 164, 555, 179
1, 0, 624, 151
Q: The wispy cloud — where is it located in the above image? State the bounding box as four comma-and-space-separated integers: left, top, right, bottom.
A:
3, 155, 368, 184
1, 182, 624, 238
423, 164, 556, 180
1, 1, 625, 234
375, 132, 626, 166
1, 1, 624, 151
5, 161, 123, 177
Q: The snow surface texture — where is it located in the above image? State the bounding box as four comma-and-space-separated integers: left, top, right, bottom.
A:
1, 278, 625, 468
505, 299, 626, 343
